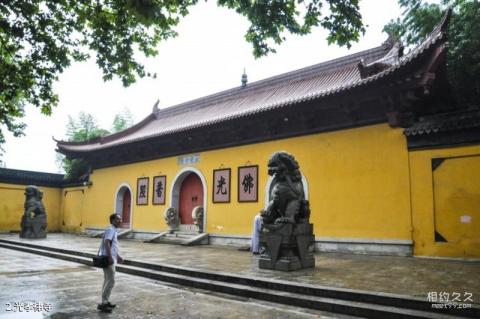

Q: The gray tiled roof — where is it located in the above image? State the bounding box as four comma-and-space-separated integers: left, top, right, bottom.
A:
57, 10, 449, 153
0, 168, 89, 187
0, 168, 64, 187
404, 109, 480, 136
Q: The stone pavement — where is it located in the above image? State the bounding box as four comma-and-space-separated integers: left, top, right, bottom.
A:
0, 248, 352, 319
0, 233, 479, 318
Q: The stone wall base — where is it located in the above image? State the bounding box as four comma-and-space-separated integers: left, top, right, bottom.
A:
84, 228, 412, 256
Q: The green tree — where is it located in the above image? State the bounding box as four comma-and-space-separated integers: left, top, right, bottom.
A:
57, 110, 134, 178
383, 0, 480, 108
0, 0, 365, 151
57, 112, 110, 179
112, 108, 134, 133
66, 112, 110, 142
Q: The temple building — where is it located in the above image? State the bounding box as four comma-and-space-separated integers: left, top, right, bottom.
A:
1, 11, 478, 258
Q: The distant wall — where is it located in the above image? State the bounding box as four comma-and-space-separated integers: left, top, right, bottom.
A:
2, 121, 478, 258
60, 186, 88, 233
409, 144, 480, 258
0, 183, 62, 232
80, 123, 413, 242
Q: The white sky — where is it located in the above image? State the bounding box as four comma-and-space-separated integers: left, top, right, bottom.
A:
3, 0, 403, 173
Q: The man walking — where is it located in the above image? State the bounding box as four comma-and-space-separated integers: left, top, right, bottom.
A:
97, 213, 124, 313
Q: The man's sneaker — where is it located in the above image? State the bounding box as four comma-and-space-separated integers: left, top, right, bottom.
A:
106, 302, 116, 308
97, 303, 112, 313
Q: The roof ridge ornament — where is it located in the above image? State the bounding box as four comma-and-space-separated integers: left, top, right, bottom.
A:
152, 99, 160, 113
241, 68, 248, 87
413, 7, 451, 49
358, 41, 404, 79
437, 6, 452, 34
381, 34, 397, 51
357, 7, 451, 80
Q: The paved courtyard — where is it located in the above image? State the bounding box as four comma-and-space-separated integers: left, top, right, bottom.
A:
0, 233, 479, 318
0, 248, 352, 319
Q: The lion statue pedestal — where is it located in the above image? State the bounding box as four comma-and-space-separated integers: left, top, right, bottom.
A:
20, 185, 47, 239
258, 152, 315, 271
259, 223, 315, 271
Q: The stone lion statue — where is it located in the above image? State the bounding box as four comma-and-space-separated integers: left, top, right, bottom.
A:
164, 207, 179, 231
20, 185, 47, 238
258, 152, 315, 271
261, 152, 310, 224
192, 206, 204, 233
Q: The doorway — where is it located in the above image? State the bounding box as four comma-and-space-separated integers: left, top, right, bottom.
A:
179, 173, 203, 226
171, 168, 206, 233
115, 185, 132, 229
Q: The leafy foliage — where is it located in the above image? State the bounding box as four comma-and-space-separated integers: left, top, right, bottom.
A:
66, 113, 110, 143
0, 0, 365, 154
383, 0, 480, 108
58, 112, 109, 179
60, 113, 108, 179
112, 108, 134, 133
217, 0, 364, 57
57, 110, 133, 179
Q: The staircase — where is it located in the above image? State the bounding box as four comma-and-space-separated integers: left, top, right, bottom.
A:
91, 228, 133, 239
145, 231, 209, 246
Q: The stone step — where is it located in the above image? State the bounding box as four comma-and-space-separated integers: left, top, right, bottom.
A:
115, 265, 459, 319
143, 231, 169, 243
164, 233, 197, 238
150, 236, 189, 245
146, 232, 209, 245
168, 231, 204, 237
0, 238, 477, 319
90, 228, 133, 239
117, 228, 134, 239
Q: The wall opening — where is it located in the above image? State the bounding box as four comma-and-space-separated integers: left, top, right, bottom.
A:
171, 167, 207, 232
115, 184, 133, 229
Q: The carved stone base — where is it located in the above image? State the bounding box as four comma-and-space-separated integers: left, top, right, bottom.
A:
20, 215, 47, 239
259, 223, 315, 271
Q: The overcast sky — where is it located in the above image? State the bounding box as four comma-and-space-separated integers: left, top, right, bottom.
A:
3, 0, 404, 173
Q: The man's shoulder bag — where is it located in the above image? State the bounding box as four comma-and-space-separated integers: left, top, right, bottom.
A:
92, 232, 109, 268
93, 255, 109, 268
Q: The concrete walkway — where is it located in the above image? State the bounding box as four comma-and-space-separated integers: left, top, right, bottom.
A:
2, 233, 479, 302
1, 248, 350, 319
1, 233, 479, 309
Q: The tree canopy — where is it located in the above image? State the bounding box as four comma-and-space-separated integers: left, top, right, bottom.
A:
59, 112, 109, 179
65, 112, 110, 143
0, 0, 365, 154
58, 110, 133, 179
112, 108, 134, 133
383, 0, 480, 108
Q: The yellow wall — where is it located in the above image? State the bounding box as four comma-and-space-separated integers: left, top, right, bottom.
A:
79, 123, 413, 241
409, 145, 480, 258
0, 183, 62, 231
60, 186, 88, 233
4, 122, 479, 259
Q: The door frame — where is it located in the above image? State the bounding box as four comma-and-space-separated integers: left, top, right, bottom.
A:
170, 167, 207, 232
114, 183, 134, 229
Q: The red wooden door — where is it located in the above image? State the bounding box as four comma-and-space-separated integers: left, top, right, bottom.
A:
122, 189, 131, 227
179, 173, 203, 224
